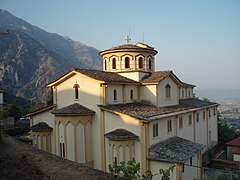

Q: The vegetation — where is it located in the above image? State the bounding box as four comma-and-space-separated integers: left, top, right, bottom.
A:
0, 104, 23, 120
218, 122, 238, 143
109, 159, 175, 180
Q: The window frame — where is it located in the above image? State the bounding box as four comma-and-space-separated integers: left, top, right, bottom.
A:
112, 58, 116, 69
179, 117, 183, 129
138, 57, 143, 69
113, 89, 117, 101
189, 114, 192, 126
165, 84, 171, 99
167, 119, 172, 133
125, 57, 130, 69
73, 84, 80, 100
153, 123, 159, 138
130, 89, 134, 100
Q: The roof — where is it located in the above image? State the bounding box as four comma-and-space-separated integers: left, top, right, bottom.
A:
0, 88, 5, 93
141, 71, 184, 87
30, 122, 53, 132
104, 129, 138, 141
226, 137, 240, 147
181, 82, 196, 88
99, 42, 158, 56
141, 71, 172, 84
48, 68, 138, 86
149, 136, 205, 163
51, 103, 95, 116
74, 69, 138, 83
27, 105, 56, 116
99, 98, 218, 121
231, 149, 240, 155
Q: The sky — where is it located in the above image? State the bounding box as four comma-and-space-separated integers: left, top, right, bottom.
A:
1, 0, 240, 89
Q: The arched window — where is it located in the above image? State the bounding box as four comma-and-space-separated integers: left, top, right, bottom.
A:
73, 84, 80, 99
148, 57, 152, 69
125, 57, 130, 69
138, 57, 143, 69
165, 84, 171, 99
130, 89, 133, 100
153, 123, 158, 138
113, 89, 117, 101
104, 59, 107, 71
112, 58, 116, 69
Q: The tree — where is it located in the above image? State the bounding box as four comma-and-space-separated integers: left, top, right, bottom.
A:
5, 104, 22, 120
218, 122, 238, 144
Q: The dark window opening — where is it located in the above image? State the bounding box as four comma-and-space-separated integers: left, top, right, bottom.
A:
112, 58, 116, 69
73, 84, 80, 99
139, 57, 143, 68
125, 57, 130, 68
113, 89, 117, 101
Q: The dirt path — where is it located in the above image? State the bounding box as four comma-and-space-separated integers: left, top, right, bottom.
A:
0, 133, 110, 180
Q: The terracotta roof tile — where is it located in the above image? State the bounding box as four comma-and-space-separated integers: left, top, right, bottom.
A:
30, 122, 53, 132
141, 71, 172, 83
99, 98, 218, 121
149, 136, 205, 163
104, 129, 138, 140
226, 137, 240, 147
52, 103, 95, 116
74, 69, 138, 83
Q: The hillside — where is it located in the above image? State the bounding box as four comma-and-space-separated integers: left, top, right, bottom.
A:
0, 9, 102, 101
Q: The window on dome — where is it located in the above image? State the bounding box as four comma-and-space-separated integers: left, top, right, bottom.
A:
112, 58, 116, 69
148, 57, 152, 69
125, 57, 130, 69
104, 59, 107, 70
138, 57, 143, 69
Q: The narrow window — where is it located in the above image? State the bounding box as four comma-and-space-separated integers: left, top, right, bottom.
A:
112, 58, 116, 69
203, 111, 205, 120
196, 113, 199, 122
189, 114, 192, 126
188, 90, 191, 97
138, 57, 143, 68
209, 109, 211, 117
182, 90, 184, 98
104, 59, 107, 70
60, 142, 65, 157
73, 84, 80, 100
125, 57, 130, 68
130, 89, 133, 100
167, 120, 172, 133
165, 84, 171, 99
113, 89, 117, 101
182, 164, 185, 173
148, 57, 152, 69
190, 158, 192, 166
153, 123, 158, 138
213, 108, 216, 116
179, 117, 183, 129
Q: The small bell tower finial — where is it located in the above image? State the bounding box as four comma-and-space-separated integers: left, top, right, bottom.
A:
125, 35, 131, 44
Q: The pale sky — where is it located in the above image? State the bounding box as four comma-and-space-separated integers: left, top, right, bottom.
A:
1, 0, 240, 89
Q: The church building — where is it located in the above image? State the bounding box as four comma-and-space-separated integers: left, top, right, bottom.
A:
28, 41, 218, 179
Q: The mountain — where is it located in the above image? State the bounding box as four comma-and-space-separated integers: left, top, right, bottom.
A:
0, 9, 102, 101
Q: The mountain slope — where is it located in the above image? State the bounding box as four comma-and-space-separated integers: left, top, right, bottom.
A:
0, 9, 103, 101
0, 9, 102, 70
0, 29, 71, 100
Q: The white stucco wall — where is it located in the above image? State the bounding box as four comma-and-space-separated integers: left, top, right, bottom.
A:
104, 111, 142, 171
66, 122, 74, 161
56, 74, 101, 109
76, 122, 85, 163
177, 113, 194, 142
125, 85, 138, 103
106, 84, 123, 104
233, 154, 240, 161
195, 110, 208, 147
31, 109, 55, 153
208, 107, 218, 147
118, 72, 149, 82
158, 76, 179, 107
182, 153, 201, 180
140, 85, 157, 105
149, 117, 176, 145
